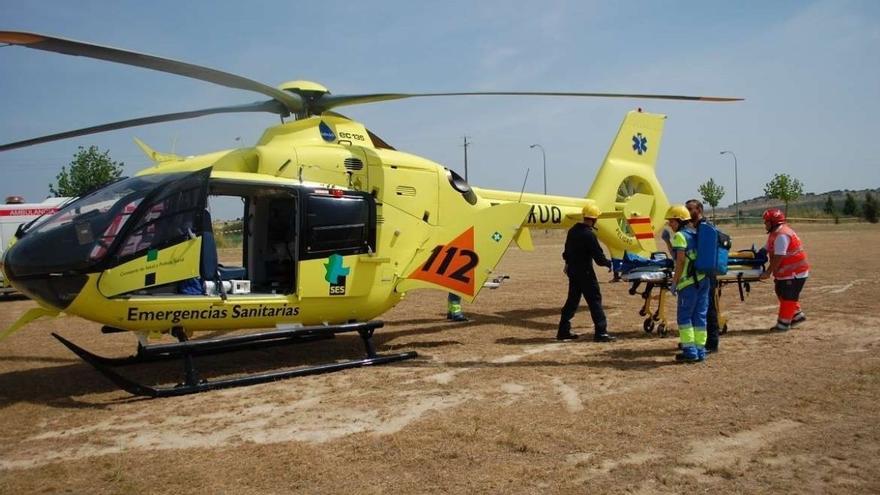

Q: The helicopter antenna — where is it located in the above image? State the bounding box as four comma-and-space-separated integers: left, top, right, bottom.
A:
462, 136, 471, 181
518, 168, 530, 203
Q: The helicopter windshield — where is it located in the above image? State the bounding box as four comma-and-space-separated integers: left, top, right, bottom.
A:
9, 171, 203, 277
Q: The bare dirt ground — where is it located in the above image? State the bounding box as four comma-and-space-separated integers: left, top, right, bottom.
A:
1, 223, 878, 494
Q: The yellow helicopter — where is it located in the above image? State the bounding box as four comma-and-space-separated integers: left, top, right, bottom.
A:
0, 31, 740, 397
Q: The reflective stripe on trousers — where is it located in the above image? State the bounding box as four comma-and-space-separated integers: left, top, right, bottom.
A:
677, 278, 709, 347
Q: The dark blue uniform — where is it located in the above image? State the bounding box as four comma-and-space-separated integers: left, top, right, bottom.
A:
558, 223, 612, 338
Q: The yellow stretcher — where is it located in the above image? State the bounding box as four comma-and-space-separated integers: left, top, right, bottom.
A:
623, 268, 673, 337
622, 250, 766, 337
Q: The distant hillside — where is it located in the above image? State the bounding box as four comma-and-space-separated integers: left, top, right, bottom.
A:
713, 188, 880, 220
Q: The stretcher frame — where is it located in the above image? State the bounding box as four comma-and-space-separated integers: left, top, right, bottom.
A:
626, 273, 673, 337
624, 266, 763, 338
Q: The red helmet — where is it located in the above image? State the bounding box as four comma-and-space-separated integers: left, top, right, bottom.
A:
763, 208, 786, 224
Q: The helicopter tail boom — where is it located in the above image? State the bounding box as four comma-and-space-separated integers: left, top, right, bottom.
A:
474, 110, 668, 258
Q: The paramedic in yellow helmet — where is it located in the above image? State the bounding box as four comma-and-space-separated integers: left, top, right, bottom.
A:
667, 205, 710, 362
557, 204, 615, 342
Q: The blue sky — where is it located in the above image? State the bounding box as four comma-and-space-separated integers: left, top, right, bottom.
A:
2, 0, 878, 211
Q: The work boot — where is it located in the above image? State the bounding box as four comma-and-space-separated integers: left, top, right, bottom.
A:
771, 320, 790, 332
593, 333, 617, 342
696, 347, 707, 361
447, 312, 469, 322
556, 332, 579, 341
791, 312, 807, 327
675, 345, 699, 362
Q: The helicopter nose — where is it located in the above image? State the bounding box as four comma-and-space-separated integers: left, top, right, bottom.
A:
3, 238, 87, 310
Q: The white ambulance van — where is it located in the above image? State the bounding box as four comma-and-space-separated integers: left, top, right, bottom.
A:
1, 196, 72, 294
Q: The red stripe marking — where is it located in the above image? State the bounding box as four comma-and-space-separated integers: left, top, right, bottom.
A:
635, 233, 655, 239
627, 217, 652, 224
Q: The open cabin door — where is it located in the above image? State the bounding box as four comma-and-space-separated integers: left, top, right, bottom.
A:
97, 168, 211, 297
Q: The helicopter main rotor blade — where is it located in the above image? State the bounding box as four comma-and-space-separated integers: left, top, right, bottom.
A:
317, 91, 743, 112
0, 100, 285, 152
0, 31, 304, 114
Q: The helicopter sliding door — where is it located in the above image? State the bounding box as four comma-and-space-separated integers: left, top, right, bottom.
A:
245, 191, 298, 294
97, 169, 210, 297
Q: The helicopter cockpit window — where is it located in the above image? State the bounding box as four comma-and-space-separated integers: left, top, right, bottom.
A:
116, 182, 205, 261
302, 192, 375, 259
9, 175, 164, 276
3, 170, 211, 280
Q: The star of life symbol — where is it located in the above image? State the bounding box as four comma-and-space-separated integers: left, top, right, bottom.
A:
491, 231, 503, 242
632, 133, 648, 155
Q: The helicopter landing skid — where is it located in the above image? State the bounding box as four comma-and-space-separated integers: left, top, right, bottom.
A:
51, 321, 417, 398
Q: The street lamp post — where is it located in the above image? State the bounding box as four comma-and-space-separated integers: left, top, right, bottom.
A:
720, 150, 739, 226
529, 144, 547, 196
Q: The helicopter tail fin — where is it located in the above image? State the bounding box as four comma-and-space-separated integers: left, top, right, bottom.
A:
396, 202, 531, 302
134, 138, 183, 163
588, 110, 669, 259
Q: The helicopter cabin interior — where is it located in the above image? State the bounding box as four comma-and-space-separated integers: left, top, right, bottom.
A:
172, 177, 377, 298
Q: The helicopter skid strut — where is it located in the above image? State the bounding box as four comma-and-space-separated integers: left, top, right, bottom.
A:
52, 321, 417, 398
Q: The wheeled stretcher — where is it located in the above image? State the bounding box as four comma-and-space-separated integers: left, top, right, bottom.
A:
620, 248, 768, 337
621, 253, 674, 336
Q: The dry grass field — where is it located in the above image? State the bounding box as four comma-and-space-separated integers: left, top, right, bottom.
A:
1, 223, 878, 494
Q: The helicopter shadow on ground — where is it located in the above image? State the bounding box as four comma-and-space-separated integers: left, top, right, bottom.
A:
719, 326, 785, 339
0, 333, 423, 409
390, 357, 592, 370
590, 346, 683, 371
491, 321, 672, 346
378, 306, 568, 345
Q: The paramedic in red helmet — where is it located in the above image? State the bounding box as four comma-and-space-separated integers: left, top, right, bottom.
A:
759, 208, 809, 331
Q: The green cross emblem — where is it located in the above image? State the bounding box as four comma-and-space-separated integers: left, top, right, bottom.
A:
323, 254, 351, 284
491, 231, 503, 242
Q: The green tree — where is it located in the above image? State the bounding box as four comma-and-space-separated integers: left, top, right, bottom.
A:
843, 192, 859, 216
697, 177, 725, 221
823, 196, 835, 215
49, 145, 124, 197
763, 173, 804, 216
864, 193, 879, 224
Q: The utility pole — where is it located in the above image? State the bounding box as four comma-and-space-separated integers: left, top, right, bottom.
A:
720, 150, 739, 226
462, 136, 471, 181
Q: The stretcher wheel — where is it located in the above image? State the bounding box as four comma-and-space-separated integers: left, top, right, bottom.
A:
639, 308, 647, 317
657, 323, 668, 337
643, 319, 655, 333
720, 323, 728, 335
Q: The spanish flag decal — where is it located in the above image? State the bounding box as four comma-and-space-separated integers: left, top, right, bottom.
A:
627, 216, 654, 240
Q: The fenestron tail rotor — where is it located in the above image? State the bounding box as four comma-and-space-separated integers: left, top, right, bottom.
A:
0, 30, 743, 152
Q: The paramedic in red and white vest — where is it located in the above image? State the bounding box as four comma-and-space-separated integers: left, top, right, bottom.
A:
758, 208, 809, 331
